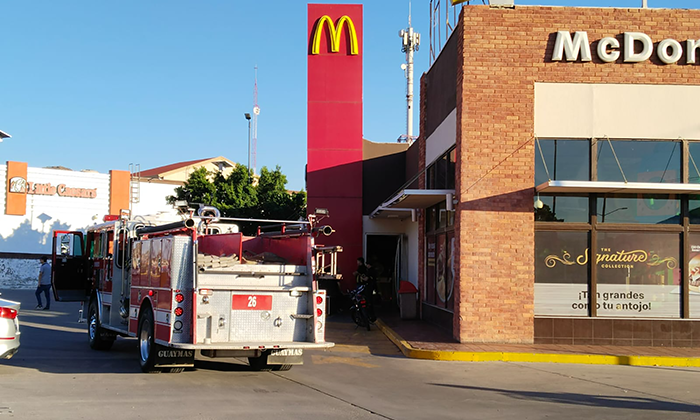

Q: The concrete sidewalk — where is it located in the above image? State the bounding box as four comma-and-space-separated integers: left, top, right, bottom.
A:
376, 313, 700, 367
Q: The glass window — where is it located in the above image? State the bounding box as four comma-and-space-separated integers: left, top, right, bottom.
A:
597, 232, 680, 318
445, 230, 456, 311
427, 165, 436, 189
92, 234, 100, 258
535, 231, 589, 316
426, 206, 436, 233
687, 142, 700, 184
688, 235, 700, 319
691, 200, 700, 224
107, 231, 114, 256
436, 155, 447, 189
427, 147, 456, 190
437, 202, 447, 229
424, 232, 455, 311
597, 140, 681, 183
435, 232, 447, 305
535, 139, 589, 186
535, 196, 589, 223
597, 195, 679, 224
688, 143, 700, 223
72, 235, 83, 257
425, 235, 436, 305
447, 149, 456, 189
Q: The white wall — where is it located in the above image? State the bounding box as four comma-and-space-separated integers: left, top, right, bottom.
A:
0, 166, 111, 254
425, 108, 457, 166
131, 181, 178, 216
0, 167, 178, 289
362, 216, 419, 289
535, 83, 700, 140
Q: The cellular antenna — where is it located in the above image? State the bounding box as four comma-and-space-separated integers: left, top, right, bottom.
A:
252, 66, 260, 177
398, 1, 420, 143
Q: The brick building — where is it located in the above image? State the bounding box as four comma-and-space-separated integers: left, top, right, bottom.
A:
369, 5, 700, 347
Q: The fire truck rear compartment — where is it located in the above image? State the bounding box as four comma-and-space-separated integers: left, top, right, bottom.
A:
195, 266, 317, 345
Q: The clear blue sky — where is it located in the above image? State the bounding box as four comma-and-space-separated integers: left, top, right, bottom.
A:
1, 1, 697, 191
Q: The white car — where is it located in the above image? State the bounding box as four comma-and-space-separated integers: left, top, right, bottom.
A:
0, 295, 20, 359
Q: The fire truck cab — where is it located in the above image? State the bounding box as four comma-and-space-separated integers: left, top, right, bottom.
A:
52, 210, 336, 373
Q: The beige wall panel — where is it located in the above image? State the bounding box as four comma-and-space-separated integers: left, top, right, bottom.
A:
425, 108, 456, 166
535, 83, 700, 140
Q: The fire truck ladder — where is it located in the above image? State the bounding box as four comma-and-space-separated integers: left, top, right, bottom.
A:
314, 245, 343, 280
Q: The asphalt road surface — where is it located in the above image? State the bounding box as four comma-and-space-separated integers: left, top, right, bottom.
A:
1, 289, 699, 420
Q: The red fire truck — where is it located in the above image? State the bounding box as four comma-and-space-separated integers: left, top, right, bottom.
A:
51, 209, 338, 373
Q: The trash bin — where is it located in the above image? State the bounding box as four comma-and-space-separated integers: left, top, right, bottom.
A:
398, 281, 418, 320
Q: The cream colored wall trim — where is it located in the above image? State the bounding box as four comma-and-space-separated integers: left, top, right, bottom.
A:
426, 108, 457, 166
534, 83, 700, 140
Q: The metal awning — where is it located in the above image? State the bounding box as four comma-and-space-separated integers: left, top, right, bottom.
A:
369, 207, 415, 220
536, 180, 700, 194
370, 189, 455, 219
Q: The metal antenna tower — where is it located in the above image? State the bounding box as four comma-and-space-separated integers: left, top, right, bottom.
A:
252, 66, 260, 177
398, 2, 420, 143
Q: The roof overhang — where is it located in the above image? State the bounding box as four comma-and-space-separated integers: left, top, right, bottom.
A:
0, 130, 11, 140
370, 189, 455, 219
536, 180, 700, 195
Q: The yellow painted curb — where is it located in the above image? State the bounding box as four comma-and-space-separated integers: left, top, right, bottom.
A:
375, 319, 700, 367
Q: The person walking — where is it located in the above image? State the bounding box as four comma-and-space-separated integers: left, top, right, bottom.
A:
35, 256, 52, 310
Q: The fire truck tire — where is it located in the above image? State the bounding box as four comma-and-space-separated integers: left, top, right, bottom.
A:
138, 308, 161, 373
88, 300, 115, 351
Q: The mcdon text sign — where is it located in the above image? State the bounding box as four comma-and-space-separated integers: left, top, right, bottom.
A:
310, 15, 359, 55
552, 31, 700, 64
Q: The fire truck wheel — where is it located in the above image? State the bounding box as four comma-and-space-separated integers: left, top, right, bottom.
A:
88, 300, 115, 351
138, 308, 161, 373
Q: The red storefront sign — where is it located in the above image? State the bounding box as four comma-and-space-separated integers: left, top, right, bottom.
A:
307, 4, 364, 290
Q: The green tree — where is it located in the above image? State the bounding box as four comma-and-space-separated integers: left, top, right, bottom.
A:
213, 165, 258, 218
168, 164, 306, 235
170, 167, 216, 205
257, 166, 307, 221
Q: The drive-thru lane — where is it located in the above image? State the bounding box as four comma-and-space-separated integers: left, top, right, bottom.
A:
1, 289, 698, 420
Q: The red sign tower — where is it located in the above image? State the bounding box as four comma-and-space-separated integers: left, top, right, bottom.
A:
307, 4, 363, 289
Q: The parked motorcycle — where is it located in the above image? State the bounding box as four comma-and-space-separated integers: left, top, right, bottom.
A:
349, 284, 372, 331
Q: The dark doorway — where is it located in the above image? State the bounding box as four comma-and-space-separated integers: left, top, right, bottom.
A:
366, 234, 402, 312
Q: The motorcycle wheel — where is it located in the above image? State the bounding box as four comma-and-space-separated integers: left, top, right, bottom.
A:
361, 308, 371, 331
350, 307, 368, 328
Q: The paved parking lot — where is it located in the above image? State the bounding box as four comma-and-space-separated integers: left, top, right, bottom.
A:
1, 289, 699, 419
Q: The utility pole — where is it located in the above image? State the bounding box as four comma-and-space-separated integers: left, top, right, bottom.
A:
252, 66, 260, 177
245, 113, 251, 177
398, 2, 420, 143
